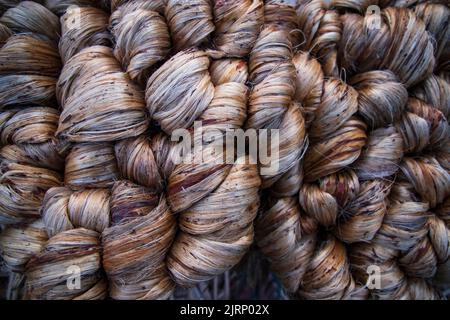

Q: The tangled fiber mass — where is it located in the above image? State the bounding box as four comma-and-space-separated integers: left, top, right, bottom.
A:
0, 0, 449, 300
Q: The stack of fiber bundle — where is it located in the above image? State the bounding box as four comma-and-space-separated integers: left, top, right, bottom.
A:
0, 0, 448, 300
256, 0, 450, 300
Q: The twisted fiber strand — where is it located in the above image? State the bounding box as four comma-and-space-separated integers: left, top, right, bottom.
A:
0, 1, 63, 299
0, 1, 62, 228
246, 6, 308, 198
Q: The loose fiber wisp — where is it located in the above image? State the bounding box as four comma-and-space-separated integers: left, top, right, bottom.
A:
0, 0, 448, 301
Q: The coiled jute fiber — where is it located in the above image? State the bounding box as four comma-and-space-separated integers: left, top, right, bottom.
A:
0, 0, 448, 300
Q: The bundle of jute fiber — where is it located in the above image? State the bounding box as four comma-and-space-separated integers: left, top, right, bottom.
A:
0, 0, 63, 230
246, 3, 308, 197
256, 1, 450, 300
0, 0, 449, 301
0, 1, 64, 299
24, 48, 261, 299
1, 0, 264, 300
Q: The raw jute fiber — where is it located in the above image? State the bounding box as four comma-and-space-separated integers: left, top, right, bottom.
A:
256, 0, 450, 300
0, 0, 449, 300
